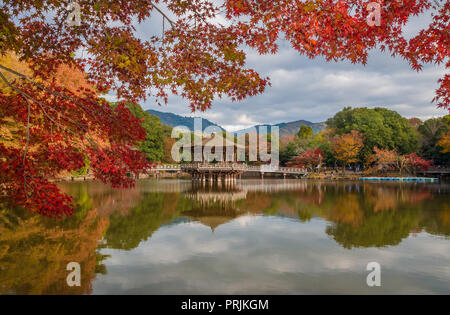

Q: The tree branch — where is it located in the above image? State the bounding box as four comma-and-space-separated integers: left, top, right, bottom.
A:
0, 64, 104, 124
0, 69, 102, 150
150, 3, 175, 27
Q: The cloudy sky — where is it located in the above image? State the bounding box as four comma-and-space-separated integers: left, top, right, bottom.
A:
136, 7, 447, 132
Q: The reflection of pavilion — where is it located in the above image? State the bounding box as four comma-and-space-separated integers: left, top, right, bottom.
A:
185, 188, 247, 205
182, 182, 248, 231
184, 212, 238, 232
181, 180, 323, 231
183, 180, 315, 209
186, 181, 246, 199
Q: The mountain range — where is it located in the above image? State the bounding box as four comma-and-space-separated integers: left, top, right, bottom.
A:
235, 120, 326, 138
147, 109, 326, 137
147, 109, 224, 132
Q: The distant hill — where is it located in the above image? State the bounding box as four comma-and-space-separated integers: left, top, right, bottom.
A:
236, 120, 326, 138
147, 109, 224, 132
147, 109, 326, 137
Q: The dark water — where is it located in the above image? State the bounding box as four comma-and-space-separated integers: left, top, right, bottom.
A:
1, 179, 449, 294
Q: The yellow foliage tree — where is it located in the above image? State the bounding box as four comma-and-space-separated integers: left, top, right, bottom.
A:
437, 130, 450, 154
0, 52, 34, 94
331, 130, 364, 169
0, 53, 32, 149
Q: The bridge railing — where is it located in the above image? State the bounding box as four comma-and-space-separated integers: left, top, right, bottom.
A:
249, 165, 307, 174
279, 167, 307, 174
148, 164, 181, 171
424, 167, 450, 173
181, 163, 248, 171
148, 163, 307, 174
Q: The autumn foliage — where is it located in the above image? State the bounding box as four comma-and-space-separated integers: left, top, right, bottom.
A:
331, 130, 364, 167
0, 1, 448, 216
369, 147, 431, 173
0, 54, 148, 217
287, 148, 324, 171
404, 153, 432, 172
225, 0, 449, 109
437, 131, 450, 153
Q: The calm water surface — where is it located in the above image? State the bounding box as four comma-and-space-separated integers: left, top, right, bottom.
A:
1, 179, 449, 294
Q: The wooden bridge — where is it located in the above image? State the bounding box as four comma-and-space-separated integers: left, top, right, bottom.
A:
149, 163, 308, 181
418, 167, 450, 178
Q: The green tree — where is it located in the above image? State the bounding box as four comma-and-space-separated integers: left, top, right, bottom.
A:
124, 103, 165, 162
297, 125, 314, 139
326, 208, 421, 249
280, 142, 297, 166
105, 193, 181, 250
71, 154, 90, 177
326, 107, 418, 161
418, 116, 450, 165
280, 129, 336, 166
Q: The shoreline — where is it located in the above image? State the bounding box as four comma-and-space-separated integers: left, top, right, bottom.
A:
50, 172, 444, 183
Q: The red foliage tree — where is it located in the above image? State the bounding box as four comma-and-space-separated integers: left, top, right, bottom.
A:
369, 147, 431, 173
0, 1, 448, 217
405, 153, 432, 171
287, 148, 324, 171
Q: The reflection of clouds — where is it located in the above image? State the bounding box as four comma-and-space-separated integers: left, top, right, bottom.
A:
104, 222, 241, 265
93, 217, 450, 294
234, 215, 259, 227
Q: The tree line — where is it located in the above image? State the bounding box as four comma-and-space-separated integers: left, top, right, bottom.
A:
280, 107, 450, 173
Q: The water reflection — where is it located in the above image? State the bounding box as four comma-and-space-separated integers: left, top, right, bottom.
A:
0, 206, 107, 294
0, 179, 449, 294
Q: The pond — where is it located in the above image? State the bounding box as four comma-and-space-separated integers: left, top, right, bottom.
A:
0, 179, 449, 294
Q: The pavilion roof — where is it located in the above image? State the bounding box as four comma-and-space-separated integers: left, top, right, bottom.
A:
188, 134, 246, 149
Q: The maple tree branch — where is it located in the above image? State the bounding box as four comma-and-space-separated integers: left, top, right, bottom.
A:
0, 65, 140, 159
0, 69, 94, 143
23, 113, 32, 194
0, 67, 120, 168
0, 71, 65, 130
0, 74, 33, 195
0, 64, 149, 154
0, 72, 32, 196
432, 0, 443, 8
0, 71, 32, 166
23, 95, 31, 165
150, 3, 175, 27
0, 64, 104, 123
